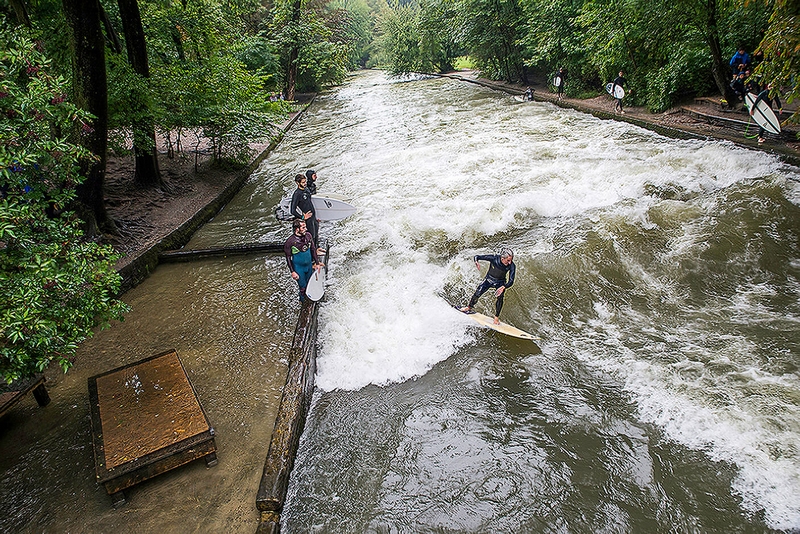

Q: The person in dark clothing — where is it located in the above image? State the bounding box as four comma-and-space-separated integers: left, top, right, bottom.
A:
283, 219, 321, 302
612, 71, 626, 114
524, 87, 534, 101
460, 249, 516, 325
730, 72, 746, 102
750, 83, 783, 144
305, 169, 318, 195
290, 173, 319, 247
555, 67, 567, 101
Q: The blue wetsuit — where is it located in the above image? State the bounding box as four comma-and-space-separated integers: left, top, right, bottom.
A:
468, 254, 516, 317
284, 231, 318, 301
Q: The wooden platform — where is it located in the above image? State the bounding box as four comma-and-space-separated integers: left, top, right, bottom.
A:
0, 374, 50, 418
88, 349, 217, 507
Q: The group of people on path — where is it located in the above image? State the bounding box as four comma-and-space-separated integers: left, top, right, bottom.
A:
284, 169, 324, 302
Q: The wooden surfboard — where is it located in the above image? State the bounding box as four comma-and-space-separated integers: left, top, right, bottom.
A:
453, 306, 539, 341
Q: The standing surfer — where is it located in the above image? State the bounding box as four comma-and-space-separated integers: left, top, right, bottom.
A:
612, 71, 626, 114
460, 249, 516, 325
555, 67, 567, 101
290, 172, 320, 247
284, 219, 321, 302
305, 169, 318, 195
750, 83, 783, 145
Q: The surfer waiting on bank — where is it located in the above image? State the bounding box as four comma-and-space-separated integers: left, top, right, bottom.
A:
290, 172, 322, 253
460, 249, 516, 325
284, 219, 322, 302
750, 83, 783, 145
612, 71, 626, 114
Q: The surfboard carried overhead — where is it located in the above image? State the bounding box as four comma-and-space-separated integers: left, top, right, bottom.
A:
744, 93, 781, 135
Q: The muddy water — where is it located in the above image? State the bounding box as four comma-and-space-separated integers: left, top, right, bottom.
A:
0, 256, 298, 532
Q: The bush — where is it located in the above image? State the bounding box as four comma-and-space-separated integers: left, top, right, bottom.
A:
0, 22, 129, 383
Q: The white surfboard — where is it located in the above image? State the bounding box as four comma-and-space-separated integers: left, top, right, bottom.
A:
513, 95, 525, 102
553, 76, 562, 87
605, 82, 625, 99
454, 306, 539, 341
745, 93, 781, 135
306, 267, 325, 301
311, 196, 357, 221
275, 192, 355, 221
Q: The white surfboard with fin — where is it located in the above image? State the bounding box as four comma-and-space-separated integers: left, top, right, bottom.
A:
275, 192, 356, 221
745, 92, 781, 135
311, 196, 357, 221
306, 267, 325, 301
605, 82, 625, 99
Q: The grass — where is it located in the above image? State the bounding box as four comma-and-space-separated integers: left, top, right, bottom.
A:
453, 56, 476, 70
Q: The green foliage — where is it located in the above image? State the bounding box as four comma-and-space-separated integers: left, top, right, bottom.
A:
754, 2, 799, 125
0, 23, 129, 383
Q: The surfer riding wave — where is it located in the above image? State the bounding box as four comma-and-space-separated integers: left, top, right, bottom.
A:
460, 249, 516, 324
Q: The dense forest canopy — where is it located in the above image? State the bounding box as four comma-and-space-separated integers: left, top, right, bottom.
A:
0, 0, 796, 382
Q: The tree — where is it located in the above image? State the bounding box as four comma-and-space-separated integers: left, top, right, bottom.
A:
117, 0, 163, 187
0, 23, 129, 383
754, 0, 799, 124
61, 0, 111, 234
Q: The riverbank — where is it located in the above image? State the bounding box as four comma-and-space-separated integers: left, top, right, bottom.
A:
105, 95, 313, 291
439, 70, 800, 168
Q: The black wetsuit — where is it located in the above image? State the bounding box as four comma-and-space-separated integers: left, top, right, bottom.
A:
290, 186, 318, 244
467, 254, 516, 318
612, 75, 626, 111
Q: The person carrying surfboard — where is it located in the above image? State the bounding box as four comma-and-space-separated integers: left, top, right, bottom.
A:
555, 67, 566, 101
749, 83, 783, 145
612, 71, 626, 114
290, 173, 320, 248
283, 219, 322, 302
459, 249, 516, 325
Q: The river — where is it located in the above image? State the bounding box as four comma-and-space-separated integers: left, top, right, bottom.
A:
3, 69, 799, 533
199, 70, 800, 532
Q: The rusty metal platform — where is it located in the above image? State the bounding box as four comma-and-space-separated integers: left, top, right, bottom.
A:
88, 349, 217, 507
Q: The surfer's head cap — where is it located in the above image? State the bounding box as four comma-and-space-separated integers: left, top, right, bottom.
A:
306, 169, 316, 180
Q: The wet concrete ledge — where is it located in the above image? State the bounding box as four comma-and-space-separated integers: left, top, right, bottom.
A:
115, 98, 313, 293
436, 72, 800, 168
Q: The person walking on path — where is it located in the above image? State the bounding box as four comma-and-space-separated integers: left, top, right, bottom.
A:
284, 219, 321, 302
555, 67, 567, 101
612, 71, 626, 114
460, 249, 516, 325
750, 83, 783, 145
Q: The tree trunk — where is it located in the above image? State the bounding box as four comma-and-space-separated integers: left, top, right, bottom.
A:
285, 0, 302, 101
99, 4, 123, 54
705, 0, 738, 107
117, 0, 163, 187
62, 0, 112, 235
9, 0, 32, 27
